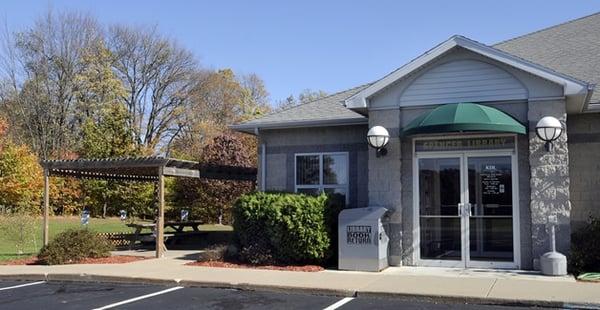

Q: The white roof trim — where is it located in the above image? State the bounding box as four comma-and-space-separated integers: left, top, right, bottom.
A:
229, 118, 368, 134
345, 35, 590, 110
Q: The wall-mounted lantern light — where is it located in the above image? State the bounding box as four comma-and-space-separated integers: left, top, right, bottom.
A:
367, 126, 390, 157
535, 116, 563, 152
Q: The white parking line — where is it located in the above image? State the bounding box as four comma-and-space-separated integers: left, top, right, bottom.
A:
92, 286, 184, 310
0, 281, 45, 291
323, 297, 355, 310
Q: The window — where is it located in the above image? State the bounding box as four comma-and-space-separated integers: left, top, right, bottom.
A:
295, 153, 349, 204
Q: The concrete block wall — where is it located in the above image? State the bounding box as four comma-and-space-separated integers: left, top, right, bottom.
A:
567, 113, 600, 230
527, 99, 571, 265
400, 138, 415, 266
368, 109, 403, 266
517, 135, 533, 269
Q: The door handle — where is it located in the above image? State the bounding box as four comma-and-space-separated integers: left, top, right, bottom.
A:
466, 203, 473, 216
458, 203, 473, 217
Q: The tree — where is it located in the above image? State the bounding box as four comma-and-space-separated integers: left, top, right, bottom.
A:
78, 98, 155, 218
76, 39, 135, 158
171, 134, 256, 224
74, 40, 127, 123
240, 73, 270, 109
77, 103, 155, 218
170, 69, 270, 157
0, 11, 102, 159
0, 117, 43, 214
0, 9, 278, 219
276, 89, 328, 111
78, 100, 152, 218
108, 24, 197, 152
168, 70, 268, 223
49, 172, 83, 216
0, 212, 38, 255
73, 37, 154, 219
0, 115, 6, 142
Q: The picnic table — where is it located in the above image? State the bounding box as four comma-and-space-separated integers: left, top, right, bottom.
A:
164, 220, 204, 232
126, 221, 204, 249
126, 223, 158, 250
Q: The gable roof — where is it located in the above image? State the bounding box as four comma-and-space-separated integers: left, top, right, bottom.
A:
345, 35, 590, 111
232, 13, 600, 134
494, 12, 600, 104
230, 83, 371, 133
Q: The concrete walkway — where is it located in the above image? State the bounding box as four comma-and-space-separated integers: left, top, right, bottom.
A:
0, 252, 598, 308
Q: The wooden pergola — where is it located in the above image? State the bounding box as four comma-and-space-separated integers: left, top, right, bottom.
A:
41, 156, 256, 258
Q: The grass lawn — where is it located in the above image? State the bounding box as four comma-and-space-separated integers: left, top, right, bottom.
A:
0, 216, 232, 261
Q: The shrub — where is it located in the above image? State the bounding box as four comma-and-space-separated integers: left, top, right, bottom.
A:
232, 192, 343, 265
38, 229, 114, 265
569, 217, 600, 275
197, 244, 231, 262
239, 241, 276, 265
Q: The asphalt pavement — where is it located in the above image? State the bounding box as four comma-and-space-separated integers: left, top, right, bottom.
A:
0, 280, 558, 310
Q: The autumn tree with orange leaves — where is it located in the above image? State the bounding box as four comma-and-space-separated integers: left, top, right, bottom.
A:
0, 117, 43, 214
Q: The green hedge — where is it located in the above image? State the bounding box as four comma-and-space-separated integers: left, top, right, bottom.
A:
38, 229, 114, 265
569, 217, 600, 275
232, 192, 343, 265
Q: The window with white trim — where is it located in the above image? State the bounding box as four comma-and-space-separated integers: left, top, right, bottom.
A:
295, 153, 349, 204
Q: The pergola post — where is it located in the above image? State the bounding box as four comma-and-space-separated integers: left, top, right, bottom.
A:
155, 166, 165, 258
43, 168, 50, 246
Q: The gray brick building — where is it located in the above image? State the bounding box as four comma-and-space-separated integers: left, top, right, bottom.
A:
232, 13, 600, 270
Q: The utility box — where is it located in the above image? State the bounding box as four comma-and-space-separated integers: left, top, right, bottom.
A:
338, 207, 389, 272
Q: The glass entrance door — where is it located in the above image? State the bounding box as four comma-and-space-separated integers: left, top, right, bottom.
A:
418, 157, 464, 266
466, 155, 514, 267
417, 153, 516, 268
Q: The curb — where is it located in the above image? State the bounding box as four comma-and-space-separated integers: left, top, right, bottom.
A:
46, 274, 181, 287
1, 273, 598, 309
0, 273, 47, 282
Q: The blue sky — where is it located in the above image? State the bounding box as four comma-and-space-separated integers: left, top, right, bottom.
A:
1, 1, 599, 104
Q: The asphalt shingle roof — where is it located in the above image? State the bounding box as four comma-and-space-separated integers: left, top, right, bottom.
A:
235, 13, 600, 130
235, 83, 371, 129
494, 12, 600, 102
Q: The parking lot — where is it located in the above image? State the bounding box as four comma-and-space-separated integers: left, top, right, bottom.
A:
0, 280, 553, 309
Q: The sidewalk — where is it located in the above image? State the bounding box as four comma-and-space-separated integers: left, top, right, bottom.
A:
0, 251, 598, 308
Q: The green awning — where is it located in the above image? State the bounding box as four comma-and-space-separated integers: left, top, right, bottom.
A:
401, 103, 526, 136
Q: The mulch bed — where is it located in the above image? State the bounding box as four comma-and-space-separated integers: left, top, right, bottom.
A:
186, 260, 324, 272
0, 255, 149, 266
